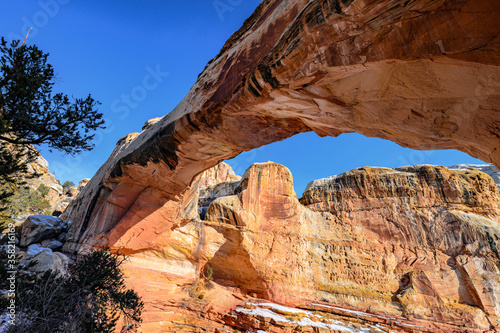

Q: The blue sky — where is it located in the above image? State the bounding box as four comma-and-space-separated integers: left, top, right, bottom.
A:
1, 1, 484, 195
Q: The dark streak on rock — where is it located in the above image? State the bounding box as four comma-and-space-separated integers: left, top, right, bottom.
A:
109, 122, 180, 180
249, 82, 261, 97
257, 64, 280, 89
78, 186, 106, 242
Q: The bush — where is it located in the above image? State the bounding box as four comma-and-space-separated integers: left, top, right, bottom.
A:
61, 181, 75, 194
6, 184, 51, 217
0, 247, 143, 333
0, 183, 52, 229
61, 181, 75, 189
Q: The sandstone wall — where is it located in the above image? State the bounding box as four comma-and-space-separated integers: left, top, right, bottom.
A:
62, 0, 500, 253
120, 162, 500, 331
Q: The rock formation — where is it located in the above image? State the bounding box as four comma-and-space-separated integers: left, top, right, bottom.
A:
62, 0, 500, 254
120, 161, 500, 331
77, 179, 90, 191
23, 154, 64, 215
450, 164, 500, 190
11, 152, 88, 219
15, 215, 70, 275
57, 0, 500, 331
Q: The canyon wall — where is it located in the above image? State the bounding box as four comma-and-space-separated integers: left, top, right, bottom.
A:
121, 162, 500, 331
62, 0, 500, 253
57, 0, 500, 330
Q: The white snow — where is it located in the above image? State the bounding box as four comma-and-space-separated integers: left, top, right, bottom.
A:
296, 316, 355, 331
235, 307, 289, 323
234, 302, 384, 332
28, 215, 62, 226
258, 302, 309, 314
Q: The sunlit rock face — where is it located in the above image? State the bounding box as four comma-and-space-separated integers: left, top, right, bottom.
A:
205, 162, 500, 329
62, 0, 500, 254
59, 0, 500, 330
450, 164, 500, 190
121, 161, 500, 331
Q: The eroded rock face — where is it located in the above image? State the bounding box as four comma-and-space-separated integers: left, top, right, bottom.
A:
450, 164, 500, 190
77, 178, 90, 191
202, 162, 500, 329
57, 0, 500, 330
119, 162, 500, 331
23, 154, 64, 215
63, 0, 500, 254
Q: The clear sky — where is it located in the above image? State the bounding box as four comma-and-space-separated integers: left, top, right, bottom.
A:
1, 1, 484, 195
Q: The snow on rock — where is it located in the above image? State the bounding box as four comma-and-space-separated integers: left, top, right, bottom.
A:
230, 301, 384, 332
40, 239, 64, 250
30, 251, 69, 274
449, 164, 500, 189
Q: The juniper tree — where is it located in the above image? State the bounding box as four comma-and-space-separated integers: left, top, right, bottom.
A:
0, 37, 104, 225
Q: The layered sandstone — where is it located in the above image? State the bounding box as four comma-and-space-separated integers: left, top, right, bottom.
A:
450, 164, 500, 190
56, 0, 500, 330
63, 0, 500, 254
118, 162, 500, 331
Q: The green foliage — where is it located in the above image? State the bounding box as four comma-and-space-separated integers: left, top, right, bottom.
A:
67, 249, 144, 332
0, 183, 51, 227
0, 36, 104, 222
37, 183, 50, 197
0, 247, 143, 333
205, 264, 214, 283
0, 37, 104, 156
62, 180, 75, 190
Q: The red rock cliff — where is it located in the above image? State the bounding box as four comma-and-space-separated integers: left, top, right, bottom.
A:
119, 162, 500, 331
62, 0, 500, 254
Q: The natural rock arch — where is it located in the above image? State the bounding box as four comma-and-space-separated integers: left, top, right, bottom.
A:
62, 0, 500, 252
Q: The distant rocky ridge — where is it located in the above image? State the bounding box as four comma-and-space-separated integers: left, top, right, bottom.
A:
450, 164, 500, 189
11, 151, 89, 221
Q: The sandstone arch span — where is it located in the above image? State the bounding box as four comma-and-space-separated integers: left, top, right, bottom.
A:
63, 0, 500, 252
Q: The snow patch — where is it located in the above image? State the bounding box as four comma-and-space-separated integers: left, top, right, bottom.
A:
235, 307, 289, 323
234, 302, 384, 332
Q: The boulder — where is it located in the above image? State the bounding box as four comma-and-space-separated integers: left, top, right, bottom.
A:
40, 239, 64, 250
29, 251, 69, 274
18, 215, 67, 247
77, 178, 90, 191
65, 186, 78, 198
141, 117, 162, 131
57, 232, 67, 243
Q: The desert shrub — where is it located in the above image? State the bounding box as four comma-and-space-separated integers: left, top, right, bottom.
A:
0, 247, 143, 333
61, 181, 75, 189
6, 184, 52, 218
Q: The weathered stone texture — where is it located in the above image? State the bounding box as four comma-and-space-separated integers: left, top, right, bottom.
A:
63, 0, 500, 254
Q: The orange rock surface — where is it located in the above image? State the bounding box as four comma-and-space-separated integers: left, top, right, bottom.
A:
116, 162, 500, 332
58, 0, 500, 331
63, 0, 500, 254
